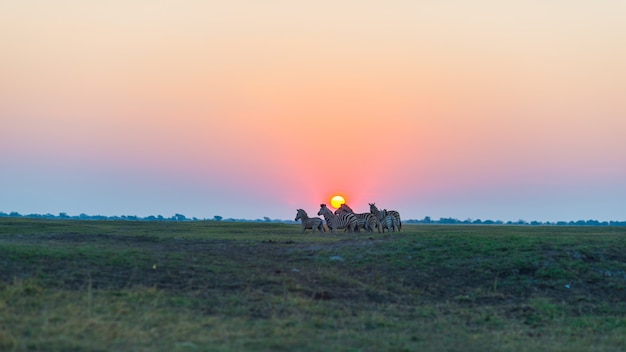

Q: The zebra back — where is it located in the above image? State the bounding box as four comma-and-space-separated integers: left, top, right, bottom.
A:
336, 206, 376, 232
380, 209, 399, 233
318, 204, 359, 233
369, 202, 401, 231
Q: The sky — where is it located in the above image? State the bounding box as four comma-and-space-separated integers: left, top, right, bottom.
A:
1, 1, 625, 222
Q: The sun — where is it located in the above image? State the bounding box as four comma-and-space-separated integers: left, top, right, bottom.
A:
330, 195, 346, 209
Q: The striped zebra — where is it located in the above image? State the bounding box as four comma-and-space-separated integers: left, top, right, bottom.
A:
295, 209, 326, 234
369, 203, 402, 232
318, 204, 360, 233
379, 209, 400, 233
335, 204, 377, 233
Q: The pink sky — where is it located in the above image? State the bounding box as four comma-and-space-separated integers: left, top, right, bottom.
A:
2, 1, 626, 221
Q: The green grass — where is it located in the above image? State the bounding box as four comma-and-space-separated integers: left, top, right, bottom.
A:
2, 219, 626, 351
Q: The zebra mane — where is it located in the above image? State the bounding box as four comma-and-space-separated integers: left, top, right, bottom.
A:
340, 203, 354, 212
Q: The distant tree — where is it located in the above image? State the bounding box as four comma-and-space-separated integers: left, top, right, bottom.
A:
10, 212, 22, 217
423, 216, 431, 223
213, 215, 223, 221
59, 212, 69, 218
263, 217, 271, 222
438, 217, 460, 224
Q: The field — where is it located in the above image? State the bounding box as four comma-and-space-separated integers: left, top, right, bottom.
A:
2, 219, 626, 351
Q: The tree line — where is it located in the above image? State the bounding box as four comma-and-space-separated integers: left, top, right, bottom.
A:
406, 216, 626, 226
0, 212, 284, 223
1, 211, 625, 226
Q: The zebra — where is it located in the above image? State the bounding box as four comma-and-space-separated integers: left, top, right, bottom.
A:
369, 203, 402, 232
318, 204, 360, 233
335, 204, 377, 233
379, 209, 400, 233
295, 209, 326, 234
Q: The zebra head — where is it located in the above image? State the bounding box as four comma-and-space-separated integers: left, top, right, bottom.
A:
295, 209, 306, 221
318, 204, 330, 217
334, 205, 348, 215
339, 203, 354, 213
369, 203, 379, 214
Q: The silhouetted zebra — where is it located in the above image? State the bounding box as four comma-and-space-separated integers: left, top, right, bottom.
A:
295, 209, 326, 234
379, 209, 400, 232
369, 203, 402, 232
335, 204, 376, 233
318, 204, 360, 233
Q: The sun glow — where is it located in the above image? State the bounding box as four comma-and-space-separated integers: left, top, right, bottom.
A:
330, 195, 346, 209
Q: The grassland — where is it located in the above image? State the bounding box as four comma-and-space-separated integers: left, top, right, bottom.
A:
1, 218, 626, 351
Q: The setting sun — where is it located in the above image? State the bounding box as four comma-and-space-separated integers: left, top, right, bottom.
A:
330, 195, 346, 209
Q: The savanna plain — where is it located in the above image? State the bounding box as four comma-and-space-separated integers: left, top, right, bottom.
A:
1, 219, 626, 351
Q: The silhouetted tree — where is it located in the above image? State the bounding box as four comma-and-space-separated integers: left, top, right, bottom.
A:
173, 214, 186, 221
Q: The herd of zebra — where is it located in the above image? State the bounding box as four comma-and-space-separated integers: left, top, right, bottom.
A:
295, 203, 401, 234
